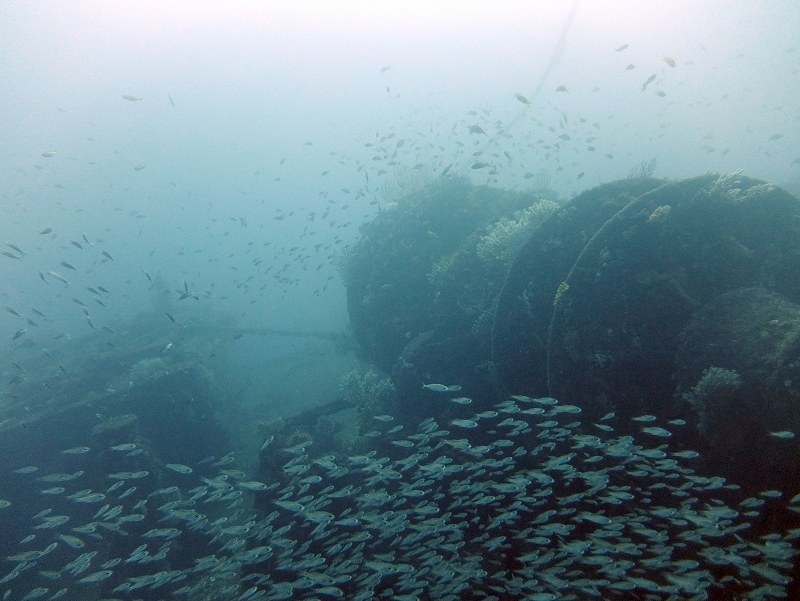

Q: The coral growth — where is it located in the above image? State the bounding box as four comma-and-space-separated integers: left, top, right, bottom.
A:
706, 171, 775, 202
129, 357, 169, 386
475, 200, 560, 266
339, 368, 396, 415
682, 366, 742, 437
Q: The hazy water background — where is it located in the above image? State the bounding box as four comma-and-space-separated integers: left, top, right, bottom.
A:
1, 0, 798, 385
1, 4, 800, 599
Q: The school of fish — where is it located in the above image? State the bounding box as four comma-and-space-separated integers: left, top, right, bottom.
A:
1, 17, 799, 601
1, 393, 798, 600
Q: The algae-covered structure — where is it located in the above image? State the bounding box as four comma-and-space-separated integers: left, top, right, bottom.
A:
341, 175, 560, 402
342, 172, 800, 491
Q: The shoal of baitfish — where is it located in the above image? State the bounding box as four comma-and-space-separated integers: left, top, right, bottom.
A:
1, 392, 799, 601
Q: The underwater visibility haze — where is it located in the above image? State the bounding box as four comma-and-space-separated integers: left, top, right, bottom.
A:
1, 1, 800, 600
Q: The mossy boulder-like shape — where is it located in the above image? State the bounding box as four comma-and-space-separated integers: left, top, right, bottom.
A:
492, 177, 665, 397
342, 176, 549, 376
674, 287, 800, 491
545, 174, 800, 421
344, 171, 800, 491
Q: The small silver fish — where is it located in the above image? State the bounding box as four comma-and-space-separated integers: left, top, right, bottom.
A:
641, 426, 671, 438
450, 397, 472, 405
110, 443, 137, 451
71, 492, 106, 503
165, 463, 193, 474
422, 383, 461, 393
238, 481, 269, 491
48, 271, 70, 285
77, 569, 113, 583
451, 419, 478, 429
